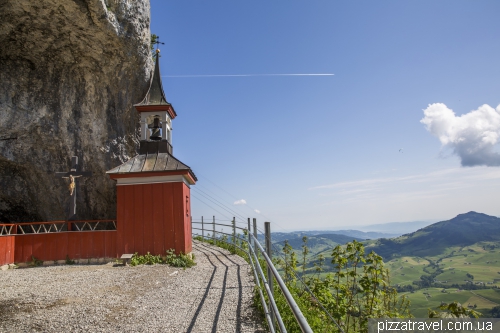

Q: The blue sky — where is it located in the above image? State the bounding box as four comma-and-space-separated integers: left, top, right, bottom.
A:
150, 1, 500, 231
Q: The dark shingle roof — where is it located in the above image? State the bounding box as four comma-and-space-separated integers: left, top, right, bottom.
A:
106, 141, 197, 181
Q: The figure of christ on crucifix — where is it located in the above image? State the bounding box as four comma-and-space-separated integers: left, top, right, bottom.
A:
55, 156, 92, 220
65, 175, 81, 196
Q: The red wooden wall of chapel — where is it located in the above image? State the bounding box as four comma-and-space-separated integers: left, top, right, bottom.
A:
13, 232, 117, 263
116, 182, 192, 256
0, 235, 14, 265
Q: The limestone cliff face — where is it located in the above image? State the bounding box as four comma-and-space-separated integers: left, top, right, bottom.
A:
0, 0, 152, 222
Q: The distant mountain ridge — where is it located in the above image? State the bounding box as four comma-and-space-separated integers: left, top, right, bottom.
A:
275, 233, 364, 248
358, 220, 435, 234
268, 229, 397, 242
366, 211, 500, 259
279, 220, 437, 239
325, 229, 399, 240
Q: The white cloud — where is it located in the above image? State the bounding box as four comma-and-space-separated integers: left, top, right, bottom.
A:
233, 199, 247, 205
421, 103, 500, 166
254, 209, 261, 214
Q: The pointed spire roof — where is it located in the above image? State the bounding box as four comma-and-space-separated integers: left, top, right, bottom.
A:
134, 49, 177, 118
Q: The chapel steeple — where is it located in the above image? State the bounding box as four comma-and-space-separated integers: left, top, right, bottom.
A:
134, 49, 176, 144
106, 48, 197, 183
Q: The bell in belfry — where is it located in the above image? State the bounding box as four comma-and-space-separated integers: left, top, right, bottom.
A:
150, 117, 162, 141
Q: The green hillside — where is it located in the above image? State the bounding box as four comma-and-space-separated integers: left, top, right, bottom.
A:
367, 212, 500, 259
386, 242, 500, 288
271, 212, 500, 318
272, 234, 364, 259
401, 288, 500, 318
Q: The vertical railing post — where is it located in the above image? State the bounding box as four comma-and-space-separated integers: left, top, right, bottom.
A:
213, 216, 216, 244
232, 217, 236, 252
253, 218, 258, 257
265, 221, 276, 331
201, 216, 204, 240
247, 218, 251, 249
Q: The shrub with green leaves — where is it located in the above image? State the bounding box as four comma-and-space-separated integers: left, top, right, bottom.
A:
129, 250, 196, 268
428, 301, 481, 318
268, 240, 412, 332
164, 249, 196, 268
130, 252, 163, 266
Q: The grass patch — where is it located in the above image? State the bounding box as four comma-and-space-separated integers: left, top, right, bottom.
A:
28, 256, 43, 267
401, 288, 472, 317
65, 255, 75, 265
473, 289, 500, 305
387, 256, 429, 286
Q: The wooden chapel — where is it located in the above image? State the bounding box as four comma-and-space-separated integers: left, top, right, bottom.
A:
107, 50, 197, 255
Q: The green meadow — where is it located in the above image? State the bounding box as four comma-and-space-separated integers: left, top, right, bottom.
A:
401, 288, 500, 318
386, 242, 500, 287
390, 242, 500, 316
294, 245, 500, 316
386, 256, 429, 286
305, 242, 500, 317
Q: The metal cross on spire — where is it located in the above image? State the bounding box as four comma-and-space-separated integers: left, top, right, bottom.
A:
152, 35, 165, 51
55, 156, 92, 220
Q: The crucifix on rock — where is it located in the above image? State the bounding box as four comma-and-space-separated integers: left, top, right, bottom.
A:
55, 156, 92, 220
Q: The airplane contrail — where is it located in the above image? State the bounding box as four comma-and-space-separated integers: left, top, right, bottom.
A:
162, 73, 334, 78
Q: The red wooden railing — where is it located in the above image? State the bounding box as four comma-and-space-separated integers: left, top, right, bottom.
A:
0, 220, 118, 266
0, 220, 117, 235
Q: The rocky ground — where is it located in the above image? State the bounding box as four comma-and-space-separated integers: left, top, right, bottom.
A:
0, 241, 266, 332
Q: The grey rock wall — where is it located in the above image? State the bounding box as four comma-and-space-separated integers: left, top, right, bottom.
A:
0, 0, 152, 222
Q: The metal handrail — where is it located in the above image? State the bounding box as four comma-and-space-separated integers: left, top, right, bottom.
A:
192, 228, 243, 240
192, 220, 248, 232
250, 233, 312, 332
192, 218, 313, 333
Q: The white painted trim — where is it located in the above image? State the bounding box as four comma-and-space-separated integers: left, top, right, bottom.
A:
116, 174, 192, 187
140, 120, 148, 141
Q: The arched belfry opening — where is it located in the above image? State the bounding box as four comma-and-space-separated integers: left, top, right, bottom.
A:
106, 49, 196, 255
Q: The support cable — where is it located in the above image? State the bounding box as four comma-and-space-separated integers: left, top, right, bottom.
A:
192, 187, 248, 221
191, 194, 231, 220
191, 190, 245, 221
193, 182, 252, 219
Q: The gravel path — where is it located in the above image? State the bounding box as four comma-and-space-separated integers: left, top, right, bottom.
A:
0, 240, 266, 333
